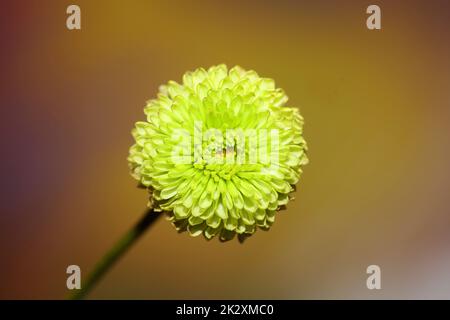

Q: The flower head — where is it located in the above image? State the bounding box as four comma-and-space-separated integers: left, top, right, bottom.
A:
128, 65, 308, 241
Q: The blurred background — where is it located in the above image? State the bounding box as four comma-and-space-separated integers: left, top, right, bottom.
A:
1, 0, 449, 299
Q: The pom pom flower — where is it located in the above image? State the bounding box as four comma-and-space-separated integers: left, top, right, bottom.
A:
72, 65, 308, 299
128, 65, 308, 241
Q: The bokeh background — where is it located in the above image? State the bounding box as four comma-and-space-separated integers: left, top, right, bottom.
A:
1, 0, 450, 299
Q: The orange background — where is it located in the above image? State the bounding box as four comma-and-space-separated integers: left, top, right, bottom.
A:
1, 0, 449, 299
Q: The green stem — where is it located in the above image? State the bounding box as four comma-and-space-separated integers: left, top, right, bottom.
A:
70, 208, 162, 300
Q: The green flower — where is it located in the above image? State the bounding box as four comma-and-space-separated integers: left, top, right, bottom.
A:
128, 65, 308, 241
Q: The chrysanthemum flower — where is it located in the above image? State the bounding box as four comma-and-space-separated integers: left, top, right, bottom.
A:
128, 65, 308, 241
